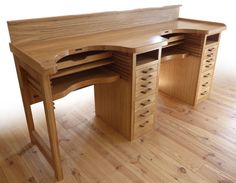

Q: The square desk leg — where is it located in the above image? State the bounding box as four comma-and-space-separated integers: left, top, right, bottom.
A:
14, 59, 63, 181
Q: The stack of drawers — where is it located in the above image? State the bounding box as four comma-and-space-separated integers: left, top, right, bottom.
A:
133, 60, 158, 137
197, 43, 218, 102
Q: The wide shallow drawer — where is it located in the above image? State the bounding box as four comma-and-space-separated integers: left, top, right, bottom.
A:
134, 115, 154, 138
135, 94, 156, 111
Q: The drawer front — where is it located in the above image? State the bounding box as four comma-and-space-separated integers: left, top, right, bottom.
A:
135, 84, 156, 99
202, 57, 216, 66
134, 115, 154, 137
201, 62, 215, 72
200, 69, 214, 80
136, 63, 158, 77
136, 80, 156, 92
136, 71, 157, 84
135, 105, 154, 122
203, 45, 218, 60
135, 94, 156, 111
197, 86, 210, 100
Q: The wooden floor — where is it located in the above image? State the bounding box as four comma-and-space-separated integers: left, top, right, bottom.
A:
1, 73, 236, 183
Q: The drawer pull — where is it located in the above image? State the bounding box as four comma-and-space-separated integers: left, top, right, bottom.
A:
140, 99, 151, 106
208, 48, 215, 52
200, 91, 208, 96
206, 58, 213, 63
141, 88, 152, 94
141, 75, 152, 81
205, 64, 212, 68
207, 53, 214, 57
141, 81, 152, 88
139, 120, 149, 128
139, 110, 150, 117
203, 73, 210, 78
142, 68, 154, 74
202, 82, 209, 87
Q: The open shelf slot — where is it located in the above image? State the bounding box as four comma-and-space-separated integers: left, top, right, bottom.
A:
52, 58, 114, 79
206, 34, 220, 45
136, 50, 159, 66
161, 46, 189, 62
162, 33, 185, 48
57, 51, 112, 70
51, 67, 120, 100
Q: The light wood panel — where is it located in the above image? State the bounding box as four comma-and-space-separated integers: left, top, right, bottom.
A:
8, 5, 180, 44
159, 55, 200, 105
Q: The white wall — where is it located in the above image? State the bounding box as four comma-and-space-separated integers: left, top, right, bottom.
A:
0, 0, 235, 120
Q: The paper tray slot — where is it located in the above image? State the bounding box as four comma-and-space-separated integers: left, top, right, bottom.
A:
57, 51, 113, 70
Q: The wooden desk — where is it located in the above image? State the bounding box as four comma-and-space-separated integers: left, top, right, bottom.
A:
7, 5, 226, 181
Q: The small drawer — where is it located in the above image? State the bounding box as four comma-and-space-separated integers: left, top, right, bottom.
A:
200, 69, 214, 80
134, 115, 154, 137
136, 80, 157, 93
135, 105, 154, 122
136, 71, 157, 84
203, 45, 218, 60
199, 79, 211, 89
135, 94, 156, 111
201, 62, 215, 72
202, 57, 216, 66
197, 87, 210, 100
136, 84, 156, 99
136, 63, 158, 77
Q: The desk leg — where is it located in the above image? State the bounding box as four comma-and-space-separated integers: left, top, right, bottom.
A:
14, 61, 36, 144
41, 75, 63, 181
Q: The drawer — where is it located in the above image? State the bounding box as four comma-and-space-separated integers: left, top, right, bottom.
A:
135, 94, 156, 111
202, 57, 216, 66
197, 86, 210, 100
136, 84, 156, 99
134, 115, 154, 137
200, 69, 214, 80
201, 62, 215, 72
135, 105, 154, 122
136, 79, 157, 93
203, 45, 218, 60
136, 71, 157, 84
136, 63, 158, 77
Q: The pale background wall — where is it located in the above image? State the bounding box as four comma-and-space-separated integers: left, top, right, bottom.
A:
0, 0, 235, 123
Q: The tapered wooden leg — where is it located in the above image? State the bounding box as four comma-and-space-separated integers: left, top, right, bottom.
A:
41, 75, 63, 181
14, 60, 35, 144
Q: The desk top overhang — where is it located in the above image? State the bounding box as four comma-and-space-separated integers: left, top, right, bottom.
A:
8, 5, 226, 74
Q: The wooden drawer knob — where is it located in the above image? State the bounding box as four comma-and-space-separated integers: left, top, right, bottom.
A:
142, 68, 154, 74
141, 88, 152, 94
139, 110, 150, 117
203, 73, 210, 78
208, 48, 215, 52
206, 58, 213, 63
205, 64, 212, 68
141, 75, 152, 81
139, 120, 149, 128
202, 82, 209, 87
140, 99, 151, 106
141, 81, 152, 88
200, 91, 207, 96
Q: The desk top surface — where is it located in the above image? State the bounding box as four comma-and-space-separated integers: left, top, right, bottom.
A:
8, 6, 226, 73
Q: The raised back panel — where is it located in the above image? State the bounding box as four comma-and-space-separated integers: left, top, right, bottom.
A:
8, 5, 180, 44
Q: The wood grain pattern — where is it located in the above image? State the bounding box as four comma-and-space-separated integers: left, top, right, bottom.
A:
8, 5, 180, 44
1, 76, 236, 183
